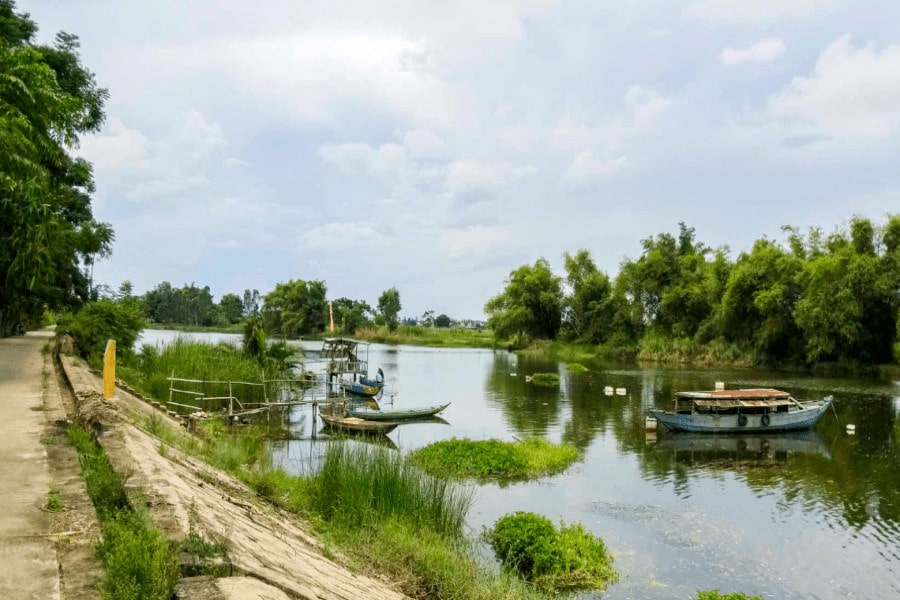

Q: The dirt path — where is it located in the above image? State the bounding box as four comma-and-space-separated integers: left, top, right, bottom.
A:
0, 329, 61, 600
59, 355, 408, 600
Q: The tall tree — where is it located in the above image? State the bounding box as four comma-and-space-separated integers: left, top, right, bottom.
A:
377, 287, 402, 332
563, 249, 615, 342
219, 293, 244, 324
0, 1, 110, 335
485, 258, 563, 341
262, 279, 327, 337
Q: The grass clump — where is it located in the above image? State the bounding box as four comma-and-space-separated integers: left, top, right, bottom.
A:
530, 373, 560, 387
486, 511, 617, 593
696, 592, 763, 600
355, 325, 495, 348
67, 426, 178, 600
46, 488, 63, 512
410, 438, 580, 481
565, 363, 589, 373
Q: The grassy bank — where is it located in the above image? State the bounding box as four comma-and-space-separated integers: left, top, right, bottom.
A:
354, 325, 495, 348
143, 322, 244, 334
68, 425, 178, 600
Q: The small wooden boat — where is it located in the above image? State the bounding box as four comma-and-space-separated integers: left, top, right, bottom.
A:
346, 402, 451, 422
318, 405, 398, 434
340, 379, 384, 397
649, 388, 833, 433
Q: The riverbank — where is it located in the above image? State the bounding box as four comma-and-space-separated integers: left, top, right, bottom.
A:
352, 326, 495, 348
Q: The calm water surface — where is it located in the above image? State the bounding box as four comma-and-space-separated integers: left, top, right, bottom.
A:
140, 331, 900, 599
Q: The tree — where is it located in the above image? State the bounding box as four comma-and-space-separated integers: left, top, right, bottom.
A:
563, 249, 616, 342
262, 279, 327, 337
0, 2, 110, 336
332, 297, 372, 334
219, 293, 244, 324
434, 313, 452, 328
377, 288, 402, 332
485, 258, 563, 342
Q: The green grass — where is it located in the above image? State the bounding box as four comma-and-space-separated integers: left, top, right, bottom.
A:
409, 438, 580, 481
486, 511, 617, 593
46, 488, 63, 512
565, 363, 589, 373
696, 592, 763, 600
144, 322, 244, 334
67, 426, 178, 600
354, 326, 495, 348
530, 373, 560, 387
636, 333, 757, 366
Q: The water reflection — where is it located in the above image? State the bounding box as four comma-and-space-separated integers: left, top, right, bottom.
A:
143, 331, 900, 600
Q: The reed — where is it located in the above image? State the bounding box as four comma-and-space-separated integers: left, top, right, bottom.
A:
354, 326, 495, 348
308, 441, 472, 539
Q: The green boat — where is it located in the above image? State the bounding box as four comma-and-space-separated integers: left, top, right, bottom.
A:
346, 402, 450, 422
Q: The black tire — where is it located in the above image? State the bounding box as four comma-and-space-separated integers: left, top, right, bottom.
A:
738, 414, 748, 427
761, 413, 770, 427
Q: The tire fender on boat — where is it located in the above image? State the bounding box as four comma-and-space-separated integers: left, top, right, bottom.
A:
761, 413, 770, 427
738, 413, 748, 427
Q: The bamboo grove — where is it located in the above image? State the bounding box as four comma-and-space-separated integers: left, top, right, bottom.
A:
0, 1, 111, 336
486, 218, 900, 366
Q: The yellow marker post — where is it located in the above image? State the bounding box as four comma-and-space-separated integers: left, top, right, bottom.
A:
103, 339, 116, 399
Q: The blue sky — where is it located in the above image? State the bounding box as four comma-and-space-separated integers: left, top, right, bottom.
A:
22, 0, 900, 318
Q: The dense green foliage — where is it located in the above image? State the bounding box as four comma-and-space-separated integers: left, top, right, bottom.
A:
377, 287, 402, 332
488, 217, 900, 366
67, 426, 178, 600
262, 278, 327, 337
0, 1, 111, 336
485, 258, 563, 345
355, 324, 494, 348
331, 296, 374, 333
56, 297, 146, 364
410, 438, 580, 480
486, 511, 617, 592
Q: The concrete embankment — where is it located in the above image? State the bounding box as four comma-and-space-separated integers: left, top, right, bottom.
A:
55, 350, 407, 600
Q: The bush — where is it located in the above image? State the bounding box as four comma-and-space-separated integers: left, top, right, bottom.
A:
486, 511, 617, 592
57, 298, 146, 364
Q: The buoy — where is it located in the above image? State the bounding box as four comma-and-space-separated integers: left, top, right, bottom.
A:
615, 387, 626, 395
846, 424, 856, 434
715, 381, 725, 390
604, 386, 614, 396
510, 372, 517, 377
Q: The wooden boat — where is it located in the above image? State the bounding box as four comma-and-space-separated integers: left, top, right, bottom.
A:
318, 404, 398, 434
649, 388, 833, 433
340, 377, 384, 398
346, 402, 450, 421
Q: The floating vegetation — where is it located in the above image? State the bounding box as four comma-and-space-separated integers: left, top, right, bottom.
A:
409, 438, 579, 481
696, 592, 763, 600
565, 363, 589, 373
486, 511, 617, 593
531, 372, 560, 387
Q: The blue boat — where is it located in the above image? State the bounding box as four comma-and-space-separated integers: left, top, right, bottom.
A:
340, 367, 385, 397
649, 388, 833, 433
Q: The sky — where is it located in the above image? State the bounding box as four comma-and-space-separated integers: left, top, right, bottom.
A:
20, 0, 900, 319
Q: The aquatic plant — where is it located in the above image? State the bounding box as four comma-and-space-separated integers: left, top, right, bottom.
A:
565, 362, 589, 373
696, 592, 763, 600
486, 511, 617, 592
409, 438, 579, 481
530, 372, 560, 387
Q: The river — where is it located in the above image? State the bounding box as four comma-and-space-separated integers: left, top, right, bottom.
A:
139, 329, 900, 599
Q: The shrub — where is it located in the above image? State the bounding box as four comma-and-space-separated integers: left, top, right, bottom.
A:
486, 511, 617, 593
57, 298, 146, 364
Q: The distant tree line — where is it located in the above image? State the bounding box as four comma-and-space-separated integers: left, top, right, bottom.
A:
486, 216, 900, 366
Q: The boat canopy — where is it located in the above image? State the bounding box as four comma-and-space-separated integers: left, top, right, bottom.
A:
676, 388, 790, 400
693, 398, 795, 409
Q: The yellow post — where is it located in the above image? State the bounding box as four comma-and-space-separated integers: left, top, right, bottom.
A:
103, 339, 116, 399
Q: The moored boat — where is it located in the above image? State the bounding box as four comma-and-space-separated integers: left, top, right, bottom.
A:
318, 404, 398, 434
649, 388, 833, 433
346, 402, 450, 421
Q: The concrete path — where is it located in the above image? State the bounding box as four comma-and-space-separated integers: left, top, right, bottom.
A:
0, 329, 60, 600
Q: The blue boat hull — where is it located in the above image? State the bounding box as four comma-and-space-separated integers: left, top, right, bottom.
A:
649, 396, 832, 433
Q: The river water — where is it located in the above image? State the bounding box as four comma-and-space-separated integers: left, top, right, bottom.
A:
139, 330, 900, 599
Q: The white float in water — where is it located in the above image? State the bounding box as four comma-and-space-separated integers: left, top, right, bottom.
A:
715, 381, 725, 390
604, 386, 614, 396
615, 387, 626, 395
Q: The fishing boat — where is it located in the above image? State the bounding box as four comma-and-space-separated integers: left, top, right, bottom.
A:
649, 388, 833, 433
340, 373, 384, 398
346, 402, 450, 421
321, 337, 385, 397
318, 404, 398, 434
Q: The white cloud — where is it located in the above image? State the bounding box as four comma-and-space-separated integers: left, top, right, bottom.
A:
767, 36, 900, 143
720, 39, 786, 66
79, 118, 150, 176
686, 0, 840, 24
223, 157, 250, 169
402, 129, 448, 159
560, 152, 628, 191
626, 86, 670, 129
444, 161, 535, 199
440, 225, 514, 258
301, 222, 385, 252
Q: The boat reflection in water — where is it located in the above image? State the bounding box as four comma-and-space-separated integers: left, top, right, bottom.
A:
652, 430, 831, 467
